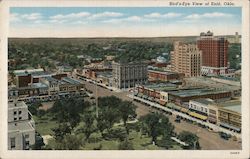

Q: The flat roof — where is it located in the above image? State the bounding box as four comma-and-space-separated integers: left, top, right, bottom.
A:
8, 101, 27, 109
30, 83, 48, 89
8, 120, 35, 133
191, 98, 215, 105
14, 69, 44, 76
168, 88, 230, 97
148, 70, 178, 75
141, 83, 177, 91
62, 77, 82, 85
219, 100, 241, 113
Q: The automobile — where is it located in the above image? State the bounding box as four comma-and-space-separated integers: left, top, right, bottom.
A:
219, 132, 230, 140
175, 118, 181, 123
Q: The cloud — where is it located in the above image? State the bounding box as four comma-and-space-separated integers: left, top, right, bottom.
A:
102, 16, 155, 24
10, 13, 43, 22
88, 11, 124, 19
144, 12, 182, 18
185, 12, 233, 19
49, 12, 90, 20
49, 19, 68, 24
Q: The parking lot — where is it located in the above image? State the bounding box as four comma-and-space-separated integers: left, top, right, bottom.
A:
80, 79, 241, 150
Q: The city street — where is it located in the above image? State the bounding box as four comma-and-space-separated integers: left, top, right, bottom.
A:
81, 79, 241, 150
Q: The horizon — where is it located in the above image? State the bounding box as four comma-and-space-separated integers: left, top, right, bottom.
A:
10, 7, 241, 38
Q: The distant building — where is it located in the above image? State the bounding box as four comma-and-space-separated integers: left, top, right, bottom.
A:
171, 41, 202, 77
148, 70, 184, 82
197, 31, 229, 76
112, 62, 148, 89
8, 101, 35, 150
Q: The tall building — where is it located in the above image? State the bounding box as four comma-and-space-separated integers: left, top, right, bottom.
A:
197, 31, 229, 75
112, 62, 147, 89
171, 41, 202, 77
8, 101, 35, 150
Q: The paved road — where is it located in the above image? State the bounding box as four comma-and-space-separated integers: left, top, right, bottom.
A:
81, 80, 241, 150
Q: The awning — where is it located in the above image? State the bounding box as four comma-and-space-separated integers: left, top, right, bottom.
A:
220, 122, 241, 132
137, 93, 143, 97
167, 103, 181, 110
148, 97, 154, 101
180, 108, 189, 113
159, 100, 166, 106
142, 95, 148, 99
188, 112, 207, 120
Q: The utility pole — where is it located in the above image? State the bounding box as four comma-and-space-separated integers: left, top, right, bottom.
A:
95, 81, 98, 118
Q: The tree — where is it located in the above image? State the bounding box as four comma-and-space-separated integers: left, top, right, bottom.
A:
118, 139, 134, 150
52, 123, 71, 141
81, 111, 96, 142
54, 134, 81, 150
118, 101, 137, 135
97, 96, 122, 133
178, 131, 200, 150
139, 113, 174, 145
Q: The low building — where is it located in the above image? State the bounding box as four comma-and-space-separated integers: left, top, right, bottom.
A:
148, 70, 184, 82
217, 100, 241, 132
168, 88, 232, 104
112, 62, 148, 89
189, 98, 215, 116
8, 101, 35, 150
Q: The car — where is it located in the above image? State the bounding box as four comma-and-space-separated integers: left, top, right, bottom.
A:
175, 118, 181, 123
219, 132, 229, 140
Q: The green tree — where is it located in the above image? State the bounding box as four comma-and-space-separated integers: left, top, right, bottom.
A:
178, 131, 200, 150
139, 113, 174, 145
52, 123, 71, 141
118, 139, 134, 150
81, 112, 96, 142
118, 101, 137, 135
54, 134, 81, 150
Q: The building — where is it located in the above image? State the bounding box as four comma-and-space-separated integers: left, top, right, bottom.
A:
197, 31, 229, 75
168, 88, 232, 104
112, 62, 148, 89
8, 101, 35, 150
148, 70, 184, 82
171, 41, 202, 77
217, 100, 241, 132
13, 69, 51, 88
189, 98, 215, 116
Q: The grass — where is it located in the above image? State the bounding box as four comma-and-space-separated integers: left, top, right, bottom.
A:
33, 114, 58, 136
34, 114, 183, 150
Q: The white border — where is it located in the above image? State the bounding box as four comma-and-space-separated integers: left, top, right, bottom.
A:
0, 0, 249, 159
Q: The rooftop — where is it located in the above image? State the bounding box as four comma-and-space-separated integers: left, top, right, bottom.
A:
8, 120, 35, 133
219, 100, 241, 113
8, 101, 27, 109
168, 88, 230, 98
30, 83, 48, 89
139, 83, 177, 91
62, 77, 82, 85
190, 98, 215, 105
148, 70, 179, 75
14, 68, 44, 76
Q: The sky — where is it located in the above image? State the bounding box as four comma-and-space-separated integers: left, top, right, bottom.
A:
9, 7, 242, 37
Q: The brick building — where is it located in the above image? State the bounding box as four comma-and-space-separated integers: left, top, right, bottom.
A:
171, 41, 202, 77
197, 31, 229, 75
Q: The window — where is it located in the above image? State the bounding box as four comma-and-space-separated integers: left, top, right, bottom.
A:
14, 117, 17, 121
19, 111, 22, 115
25, 134, 29, 138
13, 111, 17, 115
25, 141, 30, 150
10, 137, 15, 149
19, 117, 22, 120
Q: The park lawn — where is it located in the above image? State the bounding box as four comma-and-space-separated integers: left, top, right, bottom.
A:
33, 114, 58, 136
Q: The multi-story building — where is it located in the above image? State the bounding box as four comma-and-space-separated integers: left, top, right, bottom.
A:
171, 41, 202, 77
148, 70, 184, 82
8, 101, 35, 150
112, 62, 148, 89
217, 100, 241, 132
197, 31, 229, 75
189, 98, 215, 116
